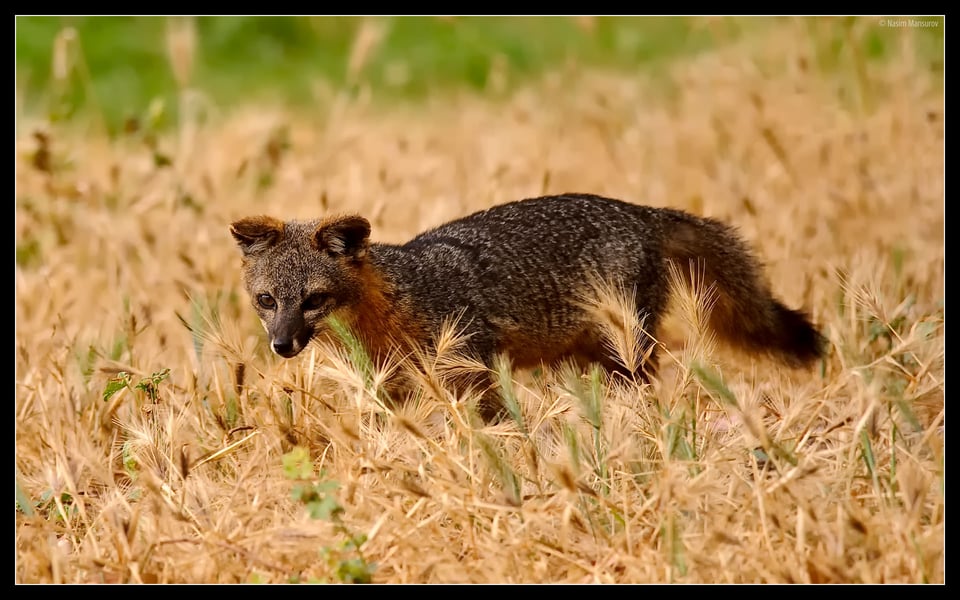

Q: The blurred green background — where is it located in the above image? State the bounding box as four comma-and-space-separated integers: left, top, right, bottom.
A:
15, 16, 944, 134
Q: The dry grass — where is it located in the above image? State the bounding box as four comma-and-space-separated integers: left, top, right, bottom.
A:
15, 23, 943, 584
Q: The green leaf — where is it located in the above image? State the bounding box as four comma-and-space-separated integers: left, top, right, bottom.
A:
110, 335, 128, 361
867, 319, 887, 344
753, 448, 770, 463
314, 480, 340, 494
691, 363, 739, 408
336, 558, 374, 584
860, 429, 880, 496
343, 533, 368, 551
291, 483, 319, 504
562, 422, 581, 472
103, 372, 132, 402
15, 238, 41, 268
307, 495, 344, 521
563, 367, 601, 428
78, 344, 98, 382
669, 518, 687, 577
153, 152, 173, 168
325, 315, 377, 392
122, 440, 139, 478
15, 478, 34, 516
247, 572, 265, 584
895, 399, 922, 433
145, 368, 170, 387
891, 245, 906, 279
771, 443, 799, 467
475, 433, 521, 506
494, 354, 526, 434
147, 98, 166, 130
282, 446, 314, 480
225, 395, 239, 428
135, 368, 170, 401
326, 315, 385, 399
256, 170, 274, 190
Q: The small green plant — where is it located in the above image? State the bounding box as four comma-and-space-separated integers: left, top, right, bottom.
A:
860, 429, 883, 503
75, 343, 98, 383
661, 513, 688, 580
563, 365, 611, 495
102, 371, 132, 402
14, 478, 34, 517
325, 314, 395, 408
495, 355, 526, 434
135, 368, 170, 402
103, 368, 171, 404
325, 315, 375, 386
15, 486, 78, 523
282, 447, 376, 584
661, 403, 700, 475
15, 237, 42, 269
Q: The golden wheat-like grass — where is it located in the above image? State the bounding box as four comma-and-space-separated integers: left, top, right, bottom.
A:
15, 23, 943, 583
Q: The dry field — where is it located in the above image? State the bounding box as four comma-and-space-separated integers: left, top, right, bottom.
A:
15, 25, 944, 584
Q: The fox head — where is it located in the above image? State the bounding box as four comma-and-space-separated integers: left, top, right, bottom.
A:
230, 214, 371, 358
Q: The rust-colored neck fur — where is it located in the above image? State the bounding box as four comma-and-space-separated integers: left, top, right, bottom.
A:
338, 263, 424, 364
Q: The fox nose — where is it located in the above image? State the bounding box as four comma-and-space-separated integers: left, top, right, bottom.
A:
272, 338, 296, 357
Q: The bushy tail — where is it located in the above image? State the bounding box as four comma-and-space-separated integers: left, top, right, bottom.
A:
660, 210, 826, 368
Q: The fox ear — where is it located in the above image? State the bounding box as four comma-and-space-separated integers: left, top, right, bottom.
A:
230, 216, 285, 255
314, 215, 371, 259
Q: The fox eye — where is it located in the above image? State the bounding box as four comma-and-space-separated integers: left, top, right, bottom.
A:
257, 294, 276, 309
302, 293, 329, 311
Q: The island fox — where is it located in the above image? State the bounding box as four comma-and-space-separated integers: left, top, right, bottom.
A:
230, 193, 825, 420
